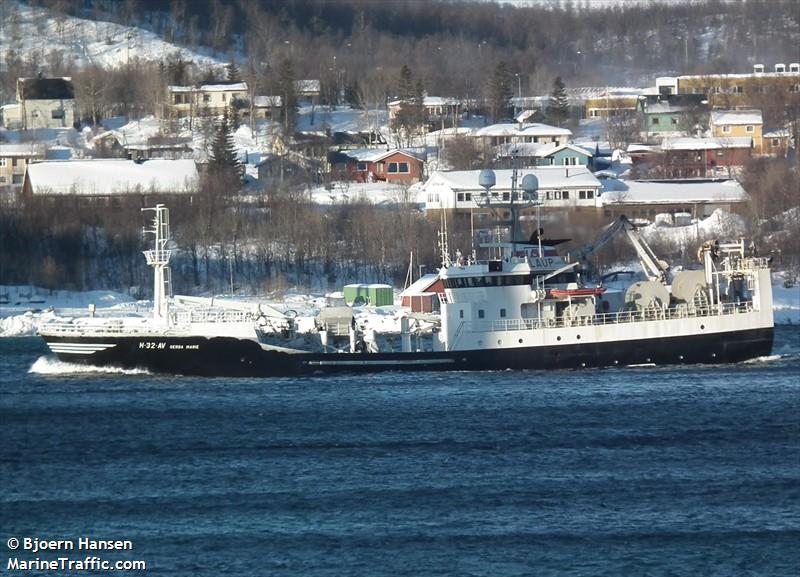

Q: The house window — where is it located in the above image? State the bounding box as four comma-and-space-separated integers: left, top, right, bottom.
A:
388, 162, 410, 173
464, 192, 472, 202
0, 159, 6, 167
12, 174, 23, 185
733, 85, 743, 93
12, 158, 17, 167
651, 117, 659, 125
203, 94, 211, 103
671, 117, 679, 125
356, 162, 367, 172
563, 157, 578, 166
0, 176, 5, 183
562, 191, 569, 200
457, 192, 465, 202
502, 192, 510, 201
589, 109, 598, 117
772, 138, 780, 147
52, 109, 65, 119
222, 93, 227, 102
722, 125, 731, 133
746, 125, 754, 133
500, 308, 507, 318
478, 310, 485, 319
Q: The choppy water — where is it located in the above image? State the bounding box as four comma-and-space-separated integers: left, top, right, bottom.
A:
2, 329, 799, 576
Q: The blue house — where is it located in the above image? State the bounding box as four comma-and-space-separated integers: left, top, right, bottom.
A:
535, 143, 593, 167
494, 142, 593, 169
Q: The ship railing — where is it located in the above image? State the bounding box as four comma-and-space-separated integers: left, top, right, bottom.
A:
170, 309, 256, 325
39, 309, 259, 337
463, 301, 754, 334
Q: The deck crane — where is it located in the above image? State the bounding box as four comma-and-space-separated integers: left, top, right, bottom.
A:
571, 216, 671, 284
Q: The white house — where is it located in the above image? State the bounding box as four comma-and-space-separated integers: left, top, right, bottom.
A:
421, 166, 602, 212
474, 122, 573, 147
4, 77, 77, 130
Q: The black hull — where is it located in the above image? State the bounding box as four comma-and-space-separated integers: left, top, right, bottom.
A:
42, 327, 775, 377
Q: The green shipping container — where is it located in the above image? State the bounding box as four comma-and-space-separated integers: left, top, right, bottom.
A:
342, 284, 393, 306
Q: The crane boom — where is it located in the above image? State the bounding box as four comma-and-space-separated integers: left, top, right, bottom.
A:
572, 215, 670, 284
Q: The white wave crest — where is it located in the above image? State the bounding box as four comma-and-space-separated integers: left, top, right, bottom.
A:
743, 354, 782, 364
28, 356, 150, 375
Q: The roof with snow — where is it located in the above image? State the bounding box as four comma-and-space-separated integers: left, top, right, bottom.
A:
199, 82, 247, 92
475, 122, 572, 138
25, 159, 198, 196
253, 95, 282, 107
710, 110, 763, 126
18, 77, 74, 100
168, 82, 247, 93
661, 137, 752, 150
495, 142, 592, 159
295, 79, 321, 94
425, 166, 600, 192
400, 274, 440, 297
0, 144, 44, 157
599, 178, 748, 205
342, 148, 426, 163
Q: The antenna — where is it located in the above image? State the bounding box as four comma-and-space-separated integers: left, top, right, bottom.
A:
141, 204, 172, 326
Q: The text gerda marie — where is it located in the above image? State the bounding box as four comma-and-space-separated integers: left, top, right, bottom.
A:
23, 537, 133, 554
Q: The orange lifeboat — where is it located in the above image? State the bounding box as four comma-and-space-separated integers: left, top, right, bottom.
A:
548, 286, 606, 299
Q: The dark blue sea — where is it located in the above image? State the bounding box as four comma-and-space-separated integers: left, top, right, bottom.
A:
2, 328, 799, 577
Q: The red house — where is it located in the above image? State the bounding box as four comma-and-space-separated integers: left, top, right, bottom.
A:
329, 148, 425, 184
660, 137, 752, 178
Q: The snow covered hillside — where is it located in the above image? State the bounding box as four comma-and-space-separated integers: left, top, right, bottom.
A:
1, 1, 223, 70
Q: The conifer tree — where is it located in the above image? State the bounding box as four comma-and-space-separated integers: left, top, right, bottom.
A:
487, 61, 513, 122
277, 58, 297, 133
225, 61, 242, 82
548, 76, 570, 127
397, 64, 415, 100
208, 108, 240, 183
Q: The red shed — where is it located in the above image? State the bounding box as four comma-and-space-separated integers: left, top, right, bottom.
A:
400, 274, 444, 313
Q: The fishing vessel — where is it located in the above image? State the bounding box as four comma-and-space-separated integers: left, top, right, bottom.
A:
39, 170, 774, 377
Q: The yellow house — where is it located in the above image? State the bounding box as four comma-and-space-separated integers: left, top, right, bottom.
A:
710, 110, 763, 154
0, 144, 45, 200
656, 64, 800, 110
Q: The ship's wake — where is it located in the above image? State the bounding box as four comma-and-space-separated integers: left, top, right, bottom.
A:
742, 354, 783, 364
28, 356, 150, 375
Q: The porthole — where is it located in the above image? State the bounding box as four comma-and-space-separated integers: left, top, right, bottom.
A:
557, 336, 562, 341
700, 324, 705, 330
679, 355, 684, 360
518, 338, 523, 344
497, 339, 502, 345
576, 334, 581, 340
